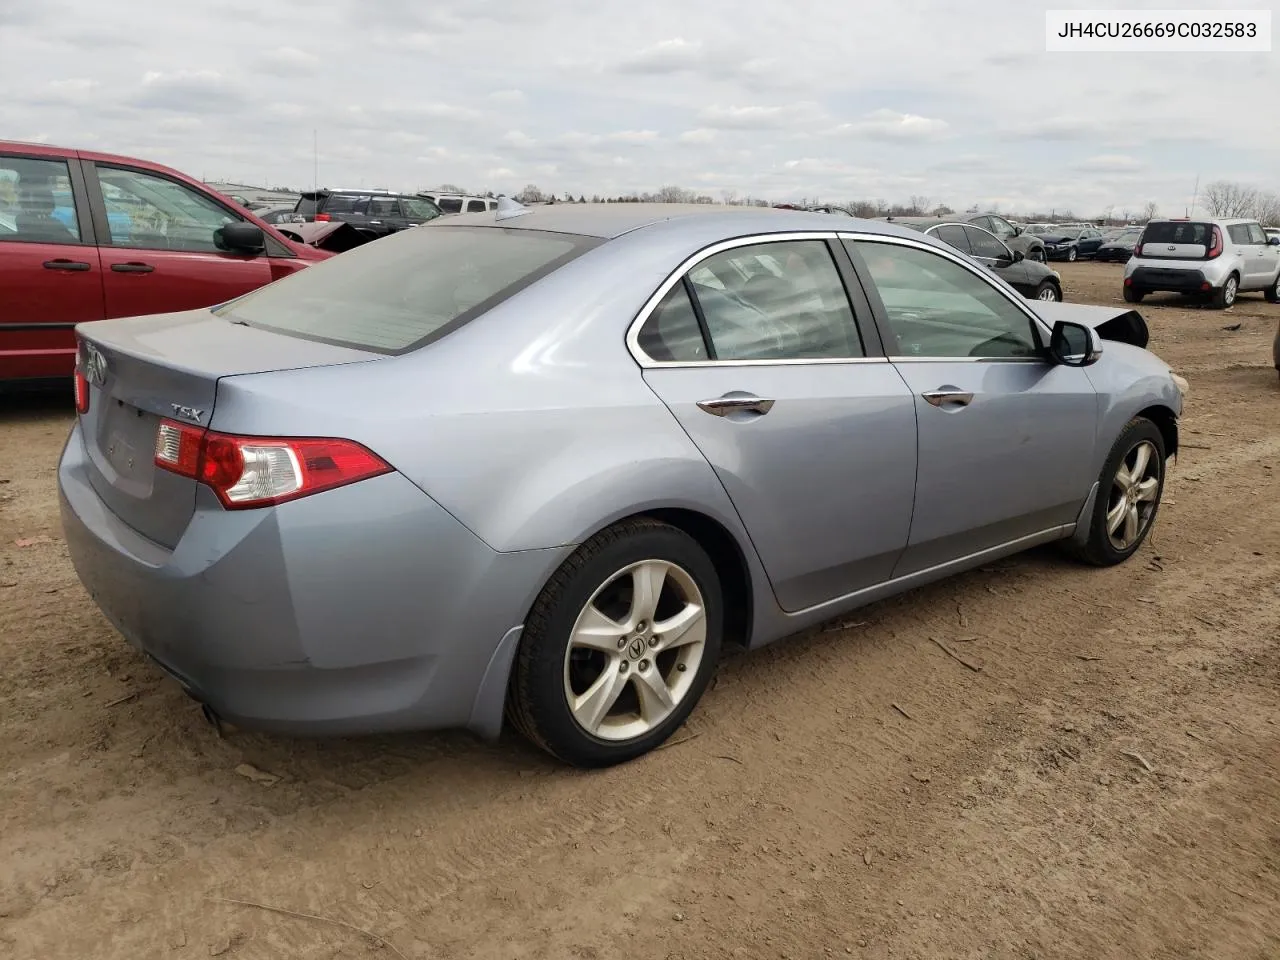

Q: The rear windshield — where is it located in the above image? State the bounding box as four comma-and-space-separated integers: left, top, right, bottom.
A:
1141, 222, 1211, 245
215, 226, 598, 354
294, 195, 318, 216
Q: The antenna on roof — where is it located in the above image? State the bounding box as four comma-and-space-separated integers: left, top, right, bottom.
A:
495, 195, 531, 222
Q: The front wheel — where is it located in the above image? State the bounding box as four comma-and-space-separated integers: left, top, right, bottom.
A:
1264, 274, 1280, 304
1064, 418, 1166, 567
1067, 247, 1078, 262
1034, 280, 1061, 302
507, 518, 723, 767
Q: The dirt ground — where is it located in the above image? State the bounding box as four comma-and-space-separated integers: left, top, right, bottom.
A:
2, 260, 1278, 960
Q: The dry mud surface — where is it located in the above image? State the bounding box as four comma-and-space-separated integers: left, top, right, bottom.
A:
1, 260, 1278, 959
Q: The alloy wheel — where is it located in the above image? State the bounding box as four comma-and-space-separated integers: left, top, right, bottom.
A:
1037, 285, 1060, 301
562, 559, 707, 741
1105, 439, 1161, 551
1224, 277, 1238, 305
1068, 247, 1078, 262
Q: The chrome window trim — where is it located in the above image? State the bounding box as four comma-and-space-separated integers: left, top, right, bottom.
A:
625, 230, 880, 369
836, 231, 1055, 348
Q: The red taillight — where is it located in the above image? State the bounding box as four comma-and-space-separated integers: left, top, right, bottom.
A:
73, 371, 90, 414
1206, 225, 1223, 259
314, 212, 331, 222
154, 419, 392, 509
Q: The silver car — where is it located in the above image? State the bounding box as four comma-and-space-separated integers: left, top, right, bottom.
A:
1124, 217, 1280, 308
60, 204, 1185, 766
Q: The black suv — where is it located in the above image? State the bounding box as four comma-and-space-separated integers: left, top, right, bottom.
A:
293, 189, 443, 240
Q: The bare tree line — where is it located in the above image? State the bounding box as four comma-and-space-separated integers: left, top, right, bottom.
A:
411, 180, 1280, 227
1201, 181, 1280, 224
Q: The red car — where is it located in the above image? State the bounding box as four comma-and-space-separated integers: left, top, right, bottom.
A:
0, 141, 333, 384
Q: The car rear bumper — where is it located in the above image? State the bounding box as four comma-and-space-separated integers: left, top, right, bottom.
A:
58, 422, 564, 738
1127, 265, 1212, 293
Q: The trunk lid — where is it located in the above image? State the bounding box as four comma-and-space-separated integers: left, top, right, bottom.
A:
75, 309, 377, 547
1137, 221, 1211, 260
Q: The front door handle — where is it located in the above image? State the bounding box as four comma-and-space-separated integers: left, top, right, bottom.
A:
43, 259, 91, 272
111, 262, 155, 273
922, 389, 975, 408
696, 394, 776, 417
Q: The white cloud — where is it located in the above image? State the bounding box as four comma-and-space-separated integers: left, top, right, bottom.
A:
678, 129, 717, 145
1076, 154, 1144, 173
829, 109, 950, 141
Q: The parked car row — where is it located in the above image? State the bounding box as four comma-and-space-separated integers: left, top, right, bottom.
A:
883, 218, 1063, 301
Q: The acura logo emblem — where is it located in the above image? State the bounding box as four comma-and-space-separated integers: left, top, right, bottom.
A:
82, 343, 107, 387
628, 638, 646, 660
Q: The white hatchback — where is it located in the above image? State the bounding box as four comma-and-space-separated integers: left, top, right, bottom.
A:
1124, 218, 1280, 308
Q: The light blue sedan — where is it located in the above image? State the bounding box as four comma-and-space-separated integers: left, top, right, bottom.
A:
60, 203, 1185, 766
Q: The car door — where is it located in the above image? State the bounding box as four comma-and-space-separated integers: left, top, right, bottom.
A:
367, 196, 406, 234
1248, 222, 1279, 287
635, 235, 918, 612
85, 162, 274, 320
0, 151, 104, 380
842, 234, 1099, 576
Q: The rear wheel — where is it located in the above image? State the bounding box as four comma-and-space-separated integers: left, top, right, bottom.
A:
1064, 418, 1165, 567
1123, 285, 1144, 303
1212, 273, 1238, 309
1034, 280, 1061, 302
507, 518, 723, 767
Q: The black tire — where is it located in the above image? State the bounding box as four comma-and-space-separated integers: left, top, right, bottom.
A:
1123, 285, 1144, 303
507, 518, 723, 767
1063, 417, 1166, 567
1264, 273, 1280, 304
1033, 280, 1061, 302
1211, 273, 1239, 309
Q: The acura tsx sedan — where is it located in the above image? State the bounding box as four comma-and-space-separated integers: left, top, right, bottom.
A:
60, 202, 1185, 767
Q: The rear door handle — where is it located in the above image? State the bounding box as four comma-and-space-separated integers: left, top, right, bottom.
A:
922, 389, 975, 408
696, 394, 776, 417
43, 259, 91, 272
111, 262, 155, 273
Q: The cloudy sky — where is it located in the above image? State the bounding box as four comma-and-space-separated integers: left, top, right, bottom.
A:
1, 0, 1276, 217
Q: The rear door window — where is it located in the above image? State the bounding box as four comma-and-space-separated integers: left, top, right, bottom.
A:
323, 194, 368, 215
437, 197, 464, 214
0, 155, 84, 244
932, 225, 970, 253
1227, 224, 1252, 245
466, 199, 487, 213
963, 226, 1007, 260
368, 197, 401, 218
217, 226, 599, 354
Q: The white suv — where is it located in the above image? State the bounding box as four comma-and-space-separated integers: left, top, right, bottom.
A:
1124, 218, 1280, 309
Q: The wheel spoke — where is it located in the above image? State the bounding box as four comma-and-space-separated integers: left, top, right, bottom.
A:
1130, 443, 1151, 484
572, 668, 628, 735
1113, 464, 1133, 492
653, 603, 705, 651
1123, 504, 1140, 545
1134, 477, 1159, 503
571, 605, 627, 653
634, 668, 675, 723
1106, 499, 1128, 535
628, 561, 668, 627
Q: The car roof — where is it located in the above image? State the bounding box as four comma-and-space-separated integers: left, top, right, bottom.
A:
431, 202, 917, 241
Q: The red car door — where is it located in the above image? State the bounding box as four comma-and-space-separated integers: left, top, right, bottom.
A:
0, 151, 105, 381
86, 162, 274, 319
